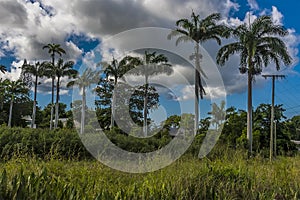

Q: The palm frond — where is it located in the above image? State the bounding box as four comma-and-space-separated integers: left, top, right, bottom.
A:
0, 65, 7, 74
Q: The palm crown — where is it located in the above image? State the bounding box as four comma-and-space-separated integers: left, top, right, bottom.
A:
43, 43, 66, 60
168, 12, 229, 45
217, 15, 292, 76
126, 51, 173, 81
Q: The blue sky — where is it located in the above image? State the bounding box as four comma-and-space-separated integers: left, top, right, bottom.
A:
0, 0, 300, 123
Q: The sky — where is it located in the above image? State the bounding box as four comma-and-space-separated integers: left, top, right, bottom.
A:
0, 0, 300, 124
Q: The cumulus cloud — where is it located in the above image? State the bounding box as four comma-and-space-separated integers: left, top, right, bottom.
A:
0, 0, 240, 60
0, 0, 81, 61
247, 0, 259, 10
0, 0, 298, 99
271, 6, 283, 25
0, 60, 23, 81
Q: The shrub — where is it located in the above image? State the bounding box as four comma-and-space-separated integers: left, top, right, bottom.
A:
0, 127, 91, 160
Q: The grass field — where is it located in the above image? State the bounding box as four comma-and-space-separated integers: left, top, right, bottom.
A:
1, 149, 300, 200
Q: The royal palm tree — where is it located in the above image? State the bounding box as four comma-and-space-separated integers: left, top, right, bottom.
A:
21, 60, 48, 128
51, 58, 77, 128
0, 65, 7, 74
67, 68, 100, 134
43, 43, 66, 130
127, 51, 172, 137
168, 12, 229, 135
216, 15, 292, 154
4, 79, 28, 127
100, 56, 137, 130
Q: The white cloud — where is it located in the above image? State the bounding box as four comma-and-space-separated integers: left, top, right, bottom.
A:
0, 0, 81, 61
271, 6, 283, 25
247, 0, 259, 10
0, 60, 23, 81
223, 0, 240, 15
177, 85, 195, 101
34, 74, 74, 96
284, 29, 300, 67
0, 0, 298, 100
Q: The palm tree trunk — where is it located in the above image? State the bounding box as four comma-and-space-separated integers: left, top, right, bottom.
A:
0, 93, 4, 111
247, 71, 253, 154
81, 86, 86, 134
55, 77, 60, 128
194, 70, 199, 135
50, 77, 55, 130
50, 55, 55, 130
143, 75, 149, 137
8, 96, 14, 128
194, 43, 200, 135
111, 79, 117, 130
31, 75, 38, 128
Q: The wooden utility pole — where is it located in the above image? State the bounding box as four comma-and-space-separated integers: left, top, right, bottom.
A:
274, 121, 277, 158
262, 75, 286, 161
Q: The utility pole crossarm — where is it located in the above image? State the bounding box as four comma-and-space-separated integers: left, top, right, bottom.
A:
262, 74, 286, 161
262, 75, 286, 79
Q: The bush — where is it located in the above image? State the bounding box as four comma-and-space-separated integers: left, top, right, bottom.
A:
0, 127, 91, 160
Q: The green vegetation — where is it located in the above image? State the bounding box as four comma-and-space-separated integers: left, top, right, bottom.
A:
0, 10, 298, 199
217, 15, 292, 154
1, 148, 300, 199
0, 127, 90, 160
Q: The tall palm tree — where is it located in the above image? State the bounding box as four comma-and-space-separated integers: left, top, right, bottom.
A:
168, 12, 229, 135
100, 56, 136, 130
51, 58, 77, 128
0, 65, 7, 74
67, 68, 100, 134
216, 15, 292, 154
42, 43, 66, 130
127, 51, 172, 137
21, 60, 48, 128
4, 79, 28, 127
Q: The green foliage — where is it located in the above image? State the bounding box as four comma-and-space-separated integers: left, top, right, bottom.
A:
37, 103, 69, 128
220, 105, 297, 156
95, 80, 160, 129
221, 107, 247, 147
104, 127, 172, 153
1, 150, 300, 199
0, 167, 89, 200
0, 79, 31, 127
286, 115, 300, 140
0, 127, 91, 160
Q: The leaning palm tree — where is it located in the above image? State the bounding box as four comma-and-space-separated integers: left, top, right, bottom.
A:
216, 15, 292, 154
4, 79, 28, 127
43, 43, 66, 130
127, 51, 172, 137
67, 68, 100, 134
21, 60, 48, 128
168, 12, 229, 135
0, 65, 7, 74
52, 58, 77, 128
100, 56, 137, 130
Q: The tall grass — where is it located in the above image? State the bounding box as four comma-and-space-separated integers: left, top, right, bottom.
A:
1, 127, 299, 199
1, 151, 300, 199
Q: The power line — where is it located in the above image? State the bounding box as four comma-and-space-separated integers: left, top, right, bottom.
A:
276, 81, 300, 106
